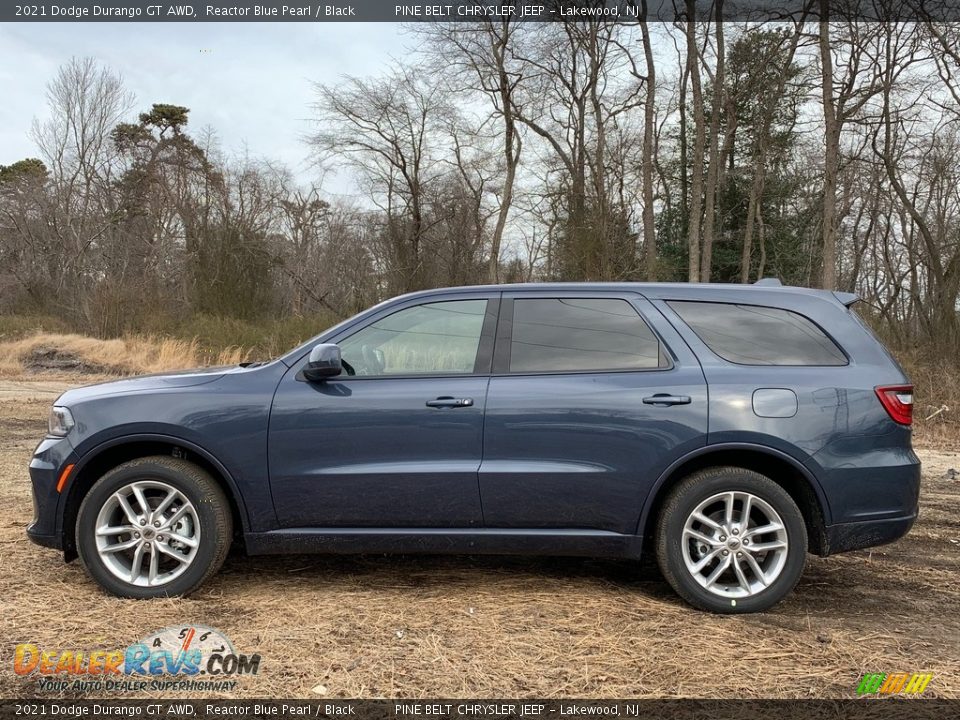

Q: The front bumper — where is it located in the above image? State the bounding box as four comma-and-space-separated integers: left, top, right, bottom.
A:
822, 512, 917, 555
26, 436, 73, 552
26, 523, 62, 550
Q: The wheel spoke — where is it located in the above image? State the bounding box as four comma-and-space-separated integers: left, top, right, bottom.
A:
741, 494, 753, 528
166, 532, 198, 548
97, 525, 134, 537
690, 548, 723, 573
101, 537, 140, 554
745, 522, 784, 538
740, 551, 769, 586
749, 539, 787, 552
156, 542, 191, 565
116, 494, 140, 525
704, 555, 731, 587
692, 512, 723, 532
148, 548, 159, 585
684, 528, 720, 547
732, 555, 751, 591
131, 484, 151, 517
129, 543, 145, 582
152, 489, 178, 520
161, 504, 190, 529
724, 492, 735, 526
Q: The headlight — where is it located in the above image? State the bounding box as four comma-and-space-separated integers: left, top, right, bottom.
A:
48, 406, 75, 437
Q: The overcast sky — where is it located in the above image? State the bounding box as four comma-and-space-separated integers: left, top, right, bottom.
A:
0, 23, 412, 192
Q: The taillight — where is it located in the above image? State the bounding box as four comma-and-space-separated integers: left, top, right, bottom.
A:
875, 384, 913, 425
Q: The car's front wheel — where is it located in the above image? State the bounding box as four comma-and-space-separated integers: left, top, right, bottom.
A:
76, 456, 232, 598
655, 467, 807, 613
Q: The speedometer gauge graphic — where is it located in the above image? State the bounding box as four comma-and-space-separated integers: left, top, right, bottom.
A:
139, 624, 234, 671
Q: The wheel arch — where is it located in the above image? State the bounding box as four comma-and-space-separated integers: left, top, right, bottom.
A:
638, 443, 831, 556
60, 434, 249, 560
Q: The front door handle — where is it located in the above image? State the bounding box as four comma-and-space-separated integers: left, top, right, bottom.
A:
426, 396, 474, 408
643, 394, 692, 406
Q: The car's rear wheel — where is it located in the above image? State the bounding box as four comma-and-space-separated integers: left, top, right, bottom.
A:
655, 466, 807, 613
76, 456, 232, 598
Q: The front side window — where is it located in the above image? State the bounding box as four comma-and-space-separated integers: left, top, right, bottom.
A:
339, 299, 488, 376
508, 298, 664, 373
668, 301, 847, 366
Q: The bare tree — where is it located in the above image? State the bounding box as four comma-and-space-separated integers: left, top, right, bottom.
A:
420, 20, 522, 283
29, 57, 133, 314
311, 68, 445, 292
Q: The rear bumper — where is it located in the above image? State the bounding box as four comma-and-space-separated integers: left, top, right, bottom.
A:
821, 512, 917, 556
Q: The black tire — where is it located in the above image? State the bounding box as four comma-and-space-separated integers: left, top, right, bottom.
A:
655, 466, 807, 613
76, 456, 232, 598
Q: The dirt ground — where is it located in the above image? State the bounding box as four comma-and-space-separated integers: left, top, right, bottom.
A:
0, 378, 958, 699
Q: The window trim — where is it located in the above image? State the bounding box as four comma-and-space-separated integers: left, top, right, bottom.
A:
297, 295, 500, 381
492, 295, 674, 376
665, 299, 850, 368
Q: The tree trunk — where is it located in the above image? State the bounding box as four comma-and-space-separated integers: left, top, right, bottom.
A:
819, 3, 839, 290
489, 119, 518, 283
640, 5, 657, 281
700, 0, 724, 282
488, 25, 520, 284
685, 0, 705, 283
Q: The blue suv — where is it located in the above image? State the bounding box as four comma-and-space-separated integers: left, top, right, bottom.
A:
27, 282, 920, 612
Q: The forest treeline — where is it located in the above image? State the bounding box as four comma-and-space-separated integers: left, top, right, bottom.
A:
2, 13, 960, 355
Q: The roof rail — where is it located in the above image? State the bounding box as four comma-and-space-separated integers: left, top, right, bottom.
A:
753, 278, 783, 286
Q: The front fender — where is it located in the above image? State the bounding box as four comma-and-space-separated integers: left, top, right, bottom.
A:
61, 431, 253, 535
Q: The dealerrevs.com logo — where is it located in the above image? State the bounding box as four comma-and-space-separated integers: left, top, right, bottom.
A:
14, 625, 260, 693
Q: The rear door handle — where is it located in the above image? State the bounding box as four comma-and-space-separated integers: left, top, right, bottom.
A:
643, 394, 692, 406
426, 396, 474, 408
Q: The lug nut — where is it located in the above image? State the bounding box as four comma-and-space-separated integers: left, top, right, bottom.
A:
722, 550, 729, 556
732, 528, 740, 535
743, 539, 749, 545
157, 535, 164, 541
736, 552, 743, 558
134, 532, 141, 539
719, 535, 726, 542
144, 542, 151, 550
139, 519, 146, 526
153, 521, 160, 527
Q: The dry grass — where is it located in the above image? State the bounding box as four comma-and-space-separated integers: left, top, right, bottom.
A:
0, 385, 958, 699
898, 353, 960, 449
0, 333, 247, 377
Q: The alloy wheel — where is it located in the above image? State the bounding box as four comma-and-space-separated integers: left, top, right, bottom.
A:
94, 480, 200, 587
680, 490, 789, 599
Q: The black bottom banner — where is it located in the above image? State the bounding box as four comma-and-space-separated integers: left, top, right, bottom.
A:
1, 700, 959, 720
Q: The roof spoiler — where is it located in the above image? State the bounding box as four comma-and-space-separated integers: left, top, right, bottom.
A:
832, 291, 860, 307
752, 278, 859, 306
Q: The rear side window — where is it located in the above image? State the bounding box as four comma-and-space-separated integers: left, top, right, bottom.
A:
668, 301, 847, 366
508, 298, 665, 372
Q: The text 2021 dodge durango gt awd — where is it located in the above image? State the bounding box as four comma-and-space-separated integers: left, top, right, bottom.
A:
27, 281, 920, 613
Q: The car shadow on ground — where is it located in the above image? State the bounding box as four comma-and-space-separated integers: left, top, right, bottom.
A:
214, 543, 955, 625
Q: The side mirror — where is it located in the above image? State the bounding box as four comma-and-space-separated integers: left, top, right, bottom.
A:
303, 344, 342, 382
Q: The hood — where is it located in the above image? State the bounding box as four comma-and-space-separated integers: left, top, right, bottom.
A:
56, 366, 235, 404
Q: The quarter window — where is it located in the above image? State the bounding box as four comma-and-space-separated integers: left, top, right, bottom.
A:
508, 298, 665, 373
339, 299, 488, 376
668, 301, 847, 366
